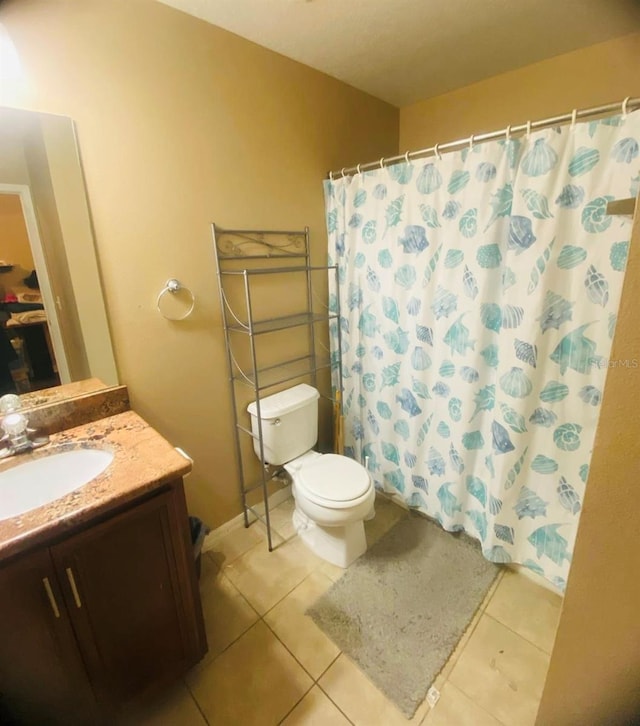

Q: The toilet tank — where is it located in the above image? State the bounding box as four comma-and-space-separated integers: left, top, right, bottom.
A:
247, 384, 320, 465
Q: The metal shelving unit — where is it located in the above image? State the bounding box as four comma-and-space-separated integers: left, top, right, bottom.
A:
213, 225, 342, 550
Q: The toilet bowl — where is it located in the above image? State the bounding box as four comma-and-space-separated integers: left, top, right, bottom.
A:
285, 451, 375, 567
247, 384, 375, 568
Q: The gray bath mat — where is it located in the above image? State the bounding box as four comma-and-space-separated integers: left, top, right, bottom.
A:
307, 511, 499, 718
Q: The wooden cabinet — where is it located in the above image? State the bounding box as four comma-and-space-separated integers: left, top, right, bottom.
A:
0, 548, 95, 724
0, 481, 206, 724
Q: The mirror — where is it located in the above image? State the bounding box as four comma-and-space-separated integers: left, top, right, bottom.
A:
0, 106, 118, 403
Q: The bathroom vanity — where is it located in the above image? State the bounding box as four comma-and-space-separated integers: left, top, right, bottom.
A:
0, 408, 206, 724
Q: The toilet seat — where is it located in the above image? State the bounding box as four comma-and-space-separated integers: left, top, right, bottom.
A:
296, 454, 371, 508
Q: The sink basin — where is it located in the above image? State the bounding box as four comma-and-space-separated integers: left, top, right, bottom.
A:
0, 448, 114, 521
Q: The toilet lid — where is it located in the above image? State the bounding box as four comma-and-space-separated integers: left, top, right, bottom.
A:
297, 454, 370, 502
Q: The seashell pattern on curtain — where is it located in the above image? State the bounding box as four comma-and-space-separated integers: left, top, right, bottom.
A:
324, 112, 640, 590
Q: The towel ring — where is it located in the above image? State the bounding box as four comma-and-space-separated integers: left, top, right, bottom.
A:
157, 279, 195, 321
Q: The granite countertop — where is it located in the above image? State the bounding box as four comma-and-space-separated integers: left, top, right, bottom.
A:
0, 410, 192, 560
20, 377, 109, 410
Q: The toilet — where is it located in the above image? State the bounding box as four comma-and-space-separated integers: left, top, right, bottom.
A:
247, 383, 375, 567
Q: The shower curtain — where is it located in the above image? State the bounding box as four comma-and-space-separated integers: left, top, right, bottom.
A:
325, 112, 640, 589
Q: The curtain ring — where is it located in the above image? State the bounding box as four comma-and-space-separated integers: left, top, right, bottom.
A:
405, 151, 410, 164
156, 279, 195, 321
505, 125, 511, 141
356, 163, 361, 175
340, 167, 346, 178
434, 143, 441, 160
329, 171, 333, 181
622, 96, 631, 117
379, 157, 385, 169
571, 109, 577, 128
469, 134, 474, 150
526, 120, 532, 137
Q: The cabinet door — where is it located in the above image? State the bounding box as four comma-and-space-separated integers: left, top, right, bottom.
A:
0, 547, 95, 725
51, 487, 203, 706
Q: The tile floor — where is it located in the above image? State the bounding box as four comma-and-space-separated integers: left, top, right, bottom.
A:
125, 496, 562, 726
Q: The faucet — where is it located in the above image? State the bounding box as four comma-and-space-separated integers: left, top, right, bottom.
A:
0, 394, 49, 458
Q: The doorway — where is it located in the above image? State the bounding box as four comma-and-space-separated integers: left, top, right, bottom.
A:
0, 189, 67, 392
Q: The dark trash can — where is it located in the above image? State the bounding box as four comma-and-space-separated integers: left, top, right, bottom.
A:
189, 516, 209, 579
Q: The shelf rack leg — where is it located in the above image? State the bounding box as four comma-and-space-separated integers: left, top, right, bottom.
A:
303, 227, 318, 393
214, 226, 251, 529
244, 270, 274, 551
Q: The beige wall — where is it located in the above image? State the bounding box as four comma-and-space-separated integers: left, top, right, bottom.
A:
0, 0, 398, 527
0, 144, 28, 186
0, 194, 33, 271
400, 33, 640, 152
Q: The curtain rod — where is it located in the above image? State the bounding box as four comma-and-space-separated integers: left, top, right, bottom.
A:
329, 96, 640, 180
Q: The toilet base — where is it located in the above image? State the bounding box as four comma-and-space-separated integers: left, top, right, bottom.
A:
292, 508, 367, 568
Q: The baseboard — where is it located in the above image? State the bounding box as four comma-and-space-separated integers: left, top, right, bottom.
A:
380, 489, 409, 510
507, 563, 564, 597
202, 484, 292, 553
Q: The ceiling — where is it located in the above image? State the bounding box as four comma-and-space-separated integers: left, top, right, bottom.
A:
157, 0, 640, 107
